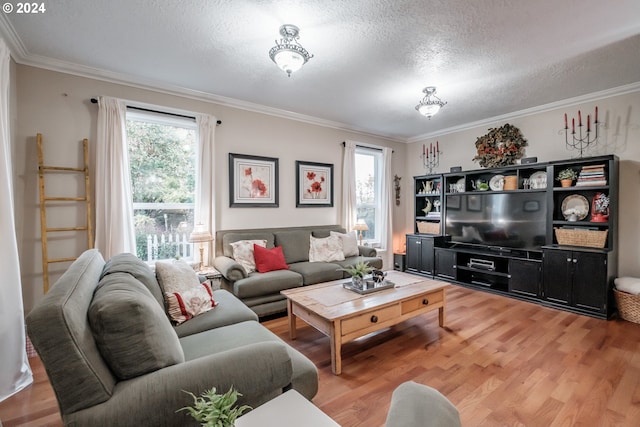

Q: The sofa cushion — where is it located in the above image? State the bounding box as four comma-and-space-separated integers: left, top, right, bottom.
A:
173, 289, 258, 338
156, 259, 217, 324
222, 232, 275, 258
309, 235, 345, 262
274, 230, 311, 264
180, 320, 318, 401
334, 256, 383, 273
311, 226, 346, 238
230, 239, 267, 274
101, 252, 165, 308
233, 270, 303, 299
89, 272, 185, 380
254, 244, 289, 273
330, 230, 359, 257
288, 261, 344, 285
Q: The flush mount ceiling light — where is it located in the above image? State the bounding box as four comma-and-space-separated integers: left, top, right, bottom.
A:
415, 86, 447, 119
269, 24, 313, 77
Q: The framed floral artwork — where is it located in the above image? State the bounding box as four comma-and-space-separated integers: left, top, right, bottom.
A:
229, 153, 279, 207
296, 161, 333, 207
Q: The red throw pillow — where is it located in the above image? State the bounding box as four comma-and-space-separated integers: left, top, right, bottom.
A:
253, 244, 289, 273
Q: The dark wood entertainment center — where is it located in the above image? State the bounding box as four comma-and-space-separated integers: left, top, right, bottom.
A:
407, 155, 618, 319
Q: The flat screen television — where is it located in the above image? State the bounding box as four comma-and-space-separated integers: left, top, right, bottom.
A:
445, 192, 547, 251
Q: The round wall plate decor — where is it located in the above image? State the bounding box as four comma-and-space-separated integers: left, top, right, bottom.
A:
561, 194, 589, 220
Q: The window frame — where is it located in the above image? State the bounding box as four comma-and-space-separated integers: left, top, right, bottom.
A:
354, 146, 383, 246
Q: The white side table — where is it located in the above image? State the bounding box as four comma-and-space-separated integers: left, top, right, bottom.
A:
235, 390, 340, 427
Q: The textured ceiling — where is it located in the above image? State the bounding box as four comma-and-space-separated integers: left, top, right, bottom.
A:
1, 0, 639, 141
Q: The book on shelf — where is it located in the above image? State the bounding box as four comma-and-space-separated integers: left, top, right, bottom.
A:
576, 181, 607, 186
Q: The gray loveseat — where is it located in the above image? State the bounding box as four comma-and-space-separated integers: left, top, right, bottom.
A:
214, 225, 383, 317
26, 249, 318, 427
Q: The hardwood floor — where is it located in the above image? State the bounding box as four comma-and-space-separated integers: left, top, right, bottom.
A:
2, 284, 640, 426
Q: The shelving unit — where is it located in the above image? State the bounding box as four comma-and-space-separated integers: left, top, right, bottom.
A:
413, 174, 444, 235
408, 154, 618, 319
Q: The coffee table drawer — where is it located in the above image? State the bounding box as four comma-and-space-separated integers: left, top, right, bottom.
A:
401, 290, 443, 314
341, 304, 401, 336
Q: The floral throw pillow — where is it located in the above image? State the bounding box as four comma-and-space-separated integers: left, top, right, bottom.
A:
155, 259, 217, 325
309, 235, 345, 263
330, 230, 359, 257
230, 239, 267, 274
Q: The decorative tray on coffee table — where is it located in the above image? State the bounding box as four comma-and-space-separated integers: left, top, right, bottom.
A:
342, 280, 395, 294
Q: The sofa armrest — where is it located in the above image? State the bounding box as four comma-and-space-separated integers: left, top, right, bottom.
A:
358, 245, 377, 257
214, 256, 246, 282
68, 341, 293, 426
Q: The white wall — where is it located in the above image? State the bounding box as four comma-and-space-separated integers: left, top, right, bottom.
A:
13, 65, 406, 312
404, 91, 640, 277
12, 64, 640, 312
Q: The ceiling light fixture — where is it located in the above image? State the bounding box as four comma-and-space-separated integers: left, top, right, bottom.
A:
269, 24, 313, 77
415, 86, 447, 119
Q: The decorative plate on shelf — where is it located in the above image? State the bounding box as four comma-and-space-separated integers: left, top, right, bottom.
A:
529, 171, 547, 189
561, 194, 589, 220
489, 175, 505, 191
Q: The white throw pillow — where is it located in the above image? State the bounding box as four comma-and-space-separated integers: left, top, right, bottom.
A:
330, 230, 359, 257
155, 259, 217, 325
309, 235, 345, 262
230, 239, 267, 274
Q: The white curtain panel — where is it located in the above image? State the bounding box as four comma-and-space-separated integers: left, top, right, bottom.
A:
0, 37, 33, 401
95, 96, 136, 258
380, 147, 394, 268
341, 140, 357, 232
195, 114, 217, 264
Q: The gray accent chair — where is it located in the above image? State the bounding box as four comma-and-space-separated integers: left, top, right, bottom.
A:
385, 381, 462, 427
26, 249, 318, 427
214, 225, 383, 317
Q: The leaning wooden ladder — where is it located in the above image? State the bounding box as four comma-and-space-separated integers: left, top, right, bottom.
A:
37, 133, 94, 293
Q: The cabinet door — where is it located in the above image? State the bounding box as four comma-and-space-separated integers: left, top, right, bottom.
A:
543, 250, 572, 305
419, 237, 435, 275
405, 236, 421, 273
435, 248, 456, 280
509, 259, 541, 297
573, 252, 608, 313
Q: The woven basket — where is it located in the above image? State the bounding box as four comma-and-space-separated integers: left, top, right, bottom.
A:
417, 221, 440, 234
554, 228, 608, 248
614, 289, 640, 324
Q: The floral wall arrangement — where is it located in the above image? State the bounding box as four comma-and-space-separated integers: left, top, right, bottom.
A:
473, 123, 528, 168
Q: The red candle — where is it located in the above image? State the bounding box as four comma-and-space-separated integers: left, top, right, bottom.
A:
436, 141, 439, 153
564, 113, 568, 129
572, 118, 575, 134
587, 115, 591, 132
578, 110, 582, 126
595, 106, 598, 123
430, 143, 433, 155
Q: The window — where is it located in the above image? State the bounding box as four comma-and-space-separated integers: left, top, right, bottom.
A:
355, 147, 383, 245
126, 110, 197, 262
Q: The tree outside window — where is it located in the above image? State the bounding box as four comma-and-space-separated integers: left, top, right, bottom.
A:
126, 113, 197, 261
355, 148, 382, 244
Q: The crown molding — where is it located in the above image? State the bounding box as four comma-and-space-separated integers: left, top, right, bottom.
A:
407, 81, 640, 143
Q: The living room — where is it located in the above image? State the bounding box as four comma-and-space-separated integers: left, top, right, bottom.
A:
2, 1, 640, 426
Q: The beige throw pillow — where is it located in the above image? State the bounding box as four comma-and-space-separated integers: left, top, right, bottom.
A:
330, 230, 359, 257
156, 259, 217, 325
309, 235, 345, 262
230, 239, 267, 274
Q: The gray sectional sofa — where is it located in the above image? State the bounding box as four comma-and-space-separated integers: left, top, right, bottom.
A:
26, 249, 318, 427
214, 225, 383, 317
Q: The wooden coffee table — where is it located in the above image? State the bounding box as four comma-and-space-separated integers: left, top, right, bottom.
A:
281, 271, 448, 375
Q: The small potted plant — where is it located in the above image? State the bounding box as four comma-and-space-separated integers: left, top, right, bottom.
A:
177, 386, 251, 427
556, 168, 578, 187
338, 261, 374, 288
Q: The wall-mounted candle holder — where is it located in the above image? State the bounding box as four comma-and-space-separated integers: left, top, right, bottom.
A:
564, 107, 600, 157
422, 141, 441, 173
